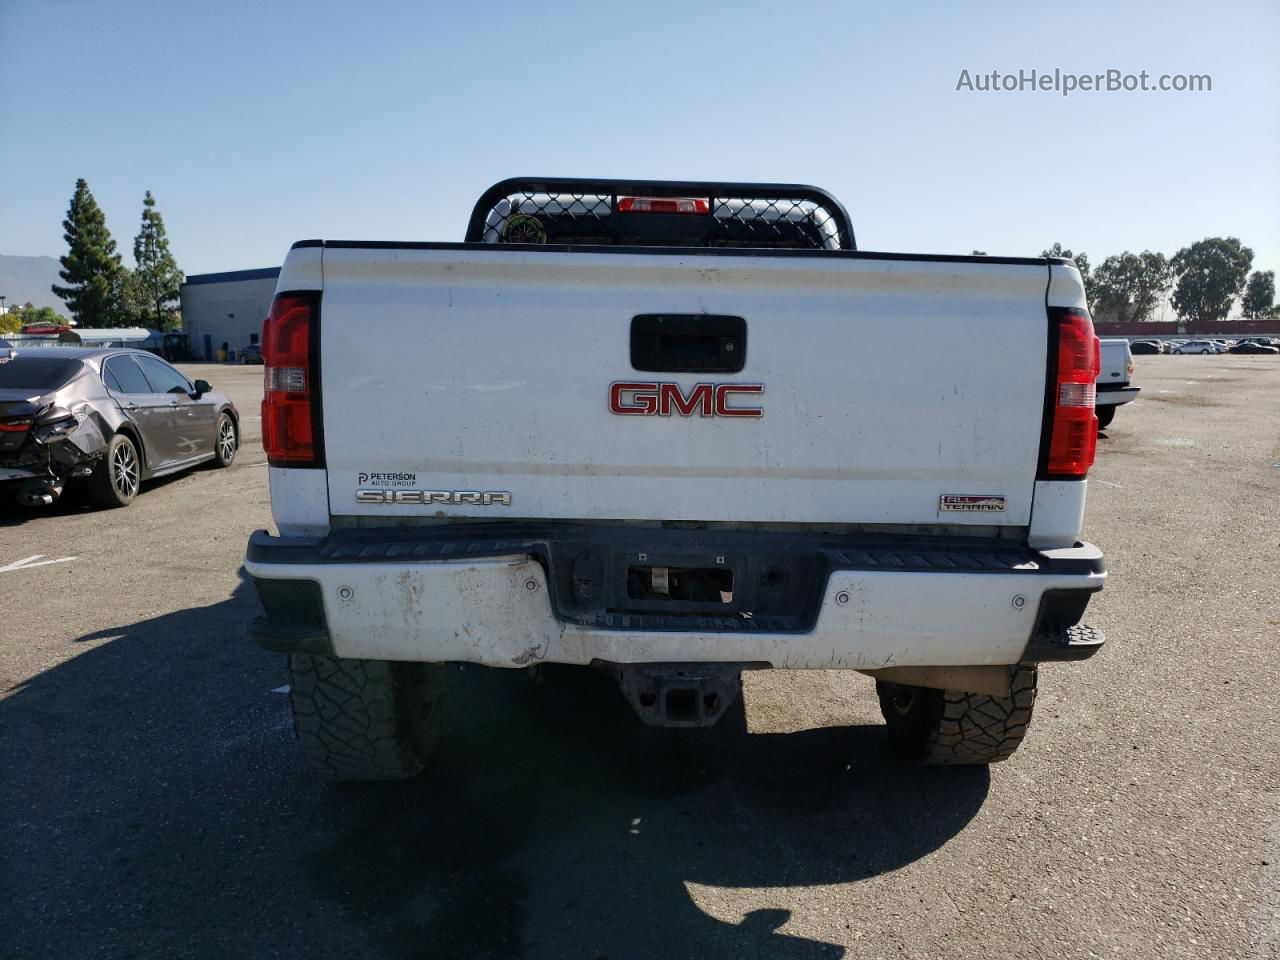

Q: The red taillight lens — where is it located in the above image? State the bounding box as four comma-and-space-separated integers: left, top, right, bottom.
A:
0, 419, 32, 432
1043, 309, 1100, 477
262, 291, 322, 467
617, 196, 710, 214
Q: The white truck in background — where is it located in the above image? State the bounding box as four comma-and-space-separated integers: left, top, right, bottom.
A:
1095, 339, 1140, 429
245, 177, 1108, 781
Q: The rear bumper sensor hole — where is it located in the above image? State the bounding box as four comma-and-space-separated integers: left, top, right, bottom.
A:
627, 565, 733, 603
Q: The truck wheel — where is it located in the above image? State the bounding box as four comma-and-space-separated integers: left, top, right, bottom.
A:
1095, 406, 1116, 429
287, 655, 445, 781
876, 662, 1036, 765
87, 433, 141, 508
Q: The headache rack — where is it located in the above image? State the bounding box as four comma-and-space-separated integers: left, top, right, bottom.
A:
465, 177, 855, 251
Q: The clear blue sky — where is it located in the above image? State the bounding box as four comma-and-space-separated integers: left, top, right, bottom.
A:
2, 0, 1277, 286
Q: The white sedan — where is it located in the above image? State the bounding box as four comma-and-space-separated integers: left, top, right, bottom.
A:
1174, 340, 1225, 355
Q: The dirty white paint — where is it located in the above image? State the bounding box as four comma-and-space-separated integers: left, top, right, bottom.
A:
245, 551, 1104, 670
1028, 480, 1087, 549
0, 554, 77, 574
311, 247, 1052, 528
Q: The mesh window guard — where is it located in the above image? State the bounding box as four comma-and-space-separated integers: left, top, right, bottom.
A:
465, 178, 855, 251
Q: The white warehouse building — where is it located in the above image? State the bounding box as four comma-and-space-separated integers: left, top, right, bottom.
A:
179, 267, 280, 360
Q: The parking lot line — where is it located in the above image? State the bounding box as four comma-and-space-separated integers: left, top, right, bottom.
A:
0, 554, 78, 574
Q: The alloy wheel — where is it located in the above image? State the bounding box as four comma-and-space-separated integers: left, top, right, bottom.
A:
218, 418, 236, 462
112, 442, 138, 499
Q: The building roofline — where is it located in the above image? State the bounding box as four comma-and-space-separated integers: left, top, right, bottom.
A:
181, 266, 281, 286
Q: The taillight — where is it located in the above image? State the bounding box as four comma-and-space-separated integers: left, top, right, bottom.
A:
0, 419, 32, 433
617, 196, 710, 214
262, 291, 323, 467
1041, 308, 1100, 478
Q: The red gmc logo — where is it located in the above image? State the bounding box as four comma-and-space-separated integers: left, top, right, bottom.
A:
609, 382, 764, 418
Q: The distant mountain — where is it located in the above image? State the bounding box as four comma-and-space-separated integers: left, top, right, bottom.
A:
0, 255, 70, 314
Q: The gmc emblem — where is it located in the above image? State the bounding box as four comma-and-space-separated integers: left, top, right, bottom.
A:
609, 382, 764, 418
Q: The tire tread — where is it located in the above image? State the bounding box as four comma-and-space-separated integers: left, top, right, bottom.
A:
877, 663, 1038, 765
287, 655, 444, 781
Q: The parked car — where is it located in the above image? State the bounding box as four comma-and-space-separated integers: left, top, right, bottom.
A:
1228, 341, 1280, 355
246, 176, 1109, 781
0, 348, 239, 508
1096, 339, 1139, 428
1174, 340, 1223, 354
19, 320, 73, 336
239, 343, 264, 364
1129, 340, 1162, 355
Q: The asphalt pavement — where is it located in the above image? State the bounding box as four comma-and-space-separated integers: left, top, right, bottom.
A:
2, 356, 1277, 960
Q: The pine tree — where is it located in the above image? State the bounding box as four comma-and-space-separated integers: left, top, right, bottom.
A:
52, 179, 126, 327
131, 191, 184, 330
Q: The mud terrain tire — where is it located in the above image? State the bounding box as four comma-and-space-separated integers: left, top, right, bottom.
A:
288, 655, 445, 781
876, 662, 1037, 765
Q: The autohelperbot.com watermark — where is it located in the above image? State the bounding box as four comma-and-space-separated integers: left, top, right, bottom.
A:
955, 68, 1211, 96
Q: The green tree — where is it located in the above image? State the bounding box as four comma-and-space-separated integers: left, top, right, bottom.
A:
1091, 251, 1172, 324
115, 270, 152, 328
131, 190, 184, 330
1171, 237, 1253, 332
1241, 270, 1275, 320
1042, 243, 1092, 303
51, 178, 126, 327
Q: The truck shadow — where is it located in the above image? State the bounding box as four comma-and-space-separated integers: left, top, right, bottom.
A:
2, 577, 989, 960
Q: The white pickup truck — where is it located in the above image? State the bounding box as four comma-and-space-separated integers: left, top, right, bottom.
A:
246, 177, 1108, 781
1095, 339, 1140, 429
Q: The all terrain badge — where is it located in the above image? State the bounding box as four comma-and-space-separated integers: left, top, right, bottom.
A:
939, 494, 1007, 513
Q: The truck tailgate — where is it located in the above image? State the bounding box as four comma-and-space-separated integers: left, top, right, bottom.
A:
318, 247, 1050, 527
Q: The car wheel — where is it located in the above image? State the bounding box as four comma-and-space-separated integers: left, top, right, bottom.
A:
1096, 405, 1116, 429
88, 433, 141, 508
213, 413, 237, 468
1200, 348, 1210, 354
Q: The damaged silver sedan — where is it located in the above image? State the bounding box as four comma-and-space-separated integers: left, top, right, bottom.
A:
0, 348, 239, 508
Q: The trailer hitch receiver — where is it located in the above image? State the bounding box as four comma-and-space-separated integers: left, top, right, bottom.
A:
594, 661, 764, 728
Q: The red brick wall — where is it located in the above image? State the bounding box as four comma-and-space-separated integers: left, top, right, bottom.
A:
1093, 320, 1278, 337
